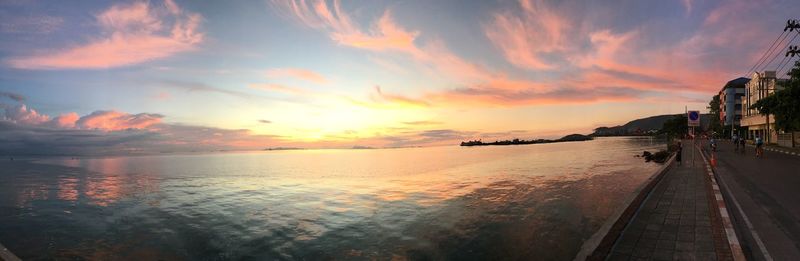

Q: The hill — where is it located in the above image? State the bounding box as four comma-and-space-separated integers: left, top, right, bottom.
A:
592, 113, 713, 136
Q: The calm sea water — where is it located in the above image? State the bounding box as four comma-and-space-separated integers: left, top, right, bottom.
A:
0, 137, 665, 260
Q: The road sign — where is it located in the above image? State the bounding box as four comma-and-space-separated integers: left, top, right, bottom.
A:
688, 110, 700, 126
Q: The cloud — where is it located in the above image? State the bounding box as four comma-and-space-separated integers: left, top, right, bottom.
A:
483, 0, 569, 70
6, 0, 203, 69
248, 83, 308, 95
1, 101, 162, 131
265, 68, 328, 84
0, 103, 285, 156
163, 80, 258, 100
361, 85, 429, 108
274, 0, 495, 83
682, 0, 693, 14
75, 111, 163, 131
402, 120, 442, 126
428, 86, 643, 107
50, 113, 79, 128
258, 119, 272, 124
0, 91, 25, 102
2, 104, 50, 125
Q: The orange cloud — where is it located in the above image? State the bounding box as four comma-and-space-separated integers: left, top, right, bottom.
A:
7, 0, 203, 69
75, 111, 163, 131
51, 112, 79, 128
265, 68, 328, 84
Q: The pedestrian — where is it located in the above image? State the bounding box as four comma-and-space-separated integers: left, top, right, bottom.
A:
676, 141, 682, 165
755, 134, 764, 158
739, 137, 746, 154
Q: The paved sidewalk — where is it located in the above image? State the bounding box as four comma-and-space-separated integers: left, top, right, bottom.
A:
608, 145, 732, 260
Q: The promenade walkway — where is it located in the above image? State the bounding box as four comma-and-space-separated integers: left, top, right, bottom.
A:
710, 141, 800, 260
606, 144, 734, 260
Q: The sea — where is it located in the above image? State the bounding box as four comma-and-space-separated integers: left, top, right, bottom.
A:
0, 137, 666, 260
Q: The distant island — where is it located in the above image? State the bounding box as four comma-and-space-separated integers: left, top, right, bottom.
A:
591, 113, 712, 136
460, 134, 592, 147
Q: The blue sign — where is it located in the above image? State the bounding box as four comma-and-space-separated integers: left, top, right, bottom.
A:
688, 110, 700, 126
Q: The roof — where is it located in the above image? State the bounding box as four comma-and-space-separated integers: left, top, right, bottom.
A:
719, 77, 750, 92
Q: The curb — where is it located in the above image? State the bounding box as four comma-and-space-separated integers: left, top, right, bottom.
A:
742, 144, 800, 157
0, 242, 21, 261
580, 153, 676, 260
699, 149, 746, 261
763, 147, 800, 156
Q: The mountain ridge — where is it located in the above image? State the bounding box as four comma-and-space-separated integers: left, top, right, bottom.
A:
592, 113, 713, 136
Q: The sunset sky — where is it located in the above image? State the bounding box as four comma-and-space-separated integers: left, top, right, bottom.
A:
1, 0, 799, 154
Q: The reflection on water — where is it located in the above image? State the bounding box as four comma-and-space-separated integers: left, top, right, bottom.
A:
0, 137, 665, 260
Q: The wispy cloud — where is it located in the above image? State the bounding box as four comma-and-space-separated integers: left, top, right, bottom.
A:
427, 86, 643, 107
483, 0, 569, 70
0, 91, 25, 102
7, 0, 203, 69
163, 80, 256, 100
402, 120, 442, 126
248, 83, 309, 95
265, 68, 328, 84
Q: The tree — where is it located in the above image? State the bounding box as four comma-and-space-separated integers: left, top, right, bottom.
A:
659, 115, 688, 140
750, 61, 800, 132
707, 94, 723, 136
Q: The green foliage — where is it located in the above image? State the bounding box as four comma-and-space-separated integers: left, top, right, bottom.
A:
707, 94, 723, 135
750, 61, 800, 132
659, 115, 688, 140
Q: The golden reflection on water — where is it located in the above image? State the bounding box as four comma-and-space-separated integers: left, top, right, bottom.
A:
56, 176, 79, 202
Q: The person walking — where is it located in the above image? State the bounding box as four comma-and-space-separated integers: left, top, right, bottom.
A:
733, 134, 739, 151
755, 134, 764, 158
739, 137, 746, 154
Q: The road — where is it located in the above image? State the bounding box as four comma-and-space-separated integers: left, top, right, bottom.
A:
709, 141, 800, 260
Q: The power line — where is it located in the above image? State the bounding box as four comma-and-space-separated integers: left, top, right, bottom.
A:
745, 29, 787, 76
756, 31, 796, 73
774, 54, 791, 73
772, 33, 800, 73
777, 57, 796, 77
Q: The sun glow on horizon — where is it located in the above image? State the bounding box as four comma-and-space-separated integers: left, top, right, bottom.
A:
1, 0, 794, 154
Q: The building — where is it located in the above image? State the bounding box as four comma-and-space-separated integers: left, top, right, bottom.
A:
718, 77, 748, 136
741, 71, 786, 143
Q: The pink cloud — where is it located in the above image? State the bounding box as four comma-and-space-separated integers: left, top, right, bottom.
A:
2, 102, 163, 131
484, 0, 569, 70
265, 68, 328, 84
7, 0, 203, 69
50, 112, 79, 128
277, 0, 552, 95
75, 111, 163, 131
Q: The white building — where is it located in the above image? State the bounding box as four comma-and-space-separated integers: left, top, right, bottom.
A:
741, 71, 786, 143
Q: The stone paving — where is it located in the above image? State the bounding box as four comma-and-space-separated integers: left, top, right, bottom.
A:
607, 146, 728, 260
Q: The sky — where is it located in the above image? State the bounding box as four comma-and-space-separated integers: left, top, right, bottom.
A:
1, 0, 799, 155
